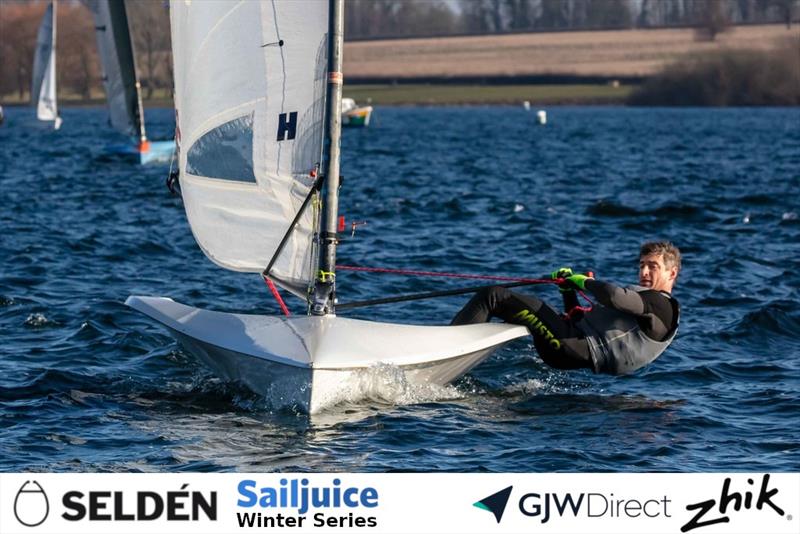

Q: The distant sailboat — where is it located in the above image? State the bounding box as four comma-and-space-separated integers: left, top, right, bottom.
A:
84, 0, 174, 164
341, 97, 373, 127
126, 0, 527, 414
31, 1, 62, 130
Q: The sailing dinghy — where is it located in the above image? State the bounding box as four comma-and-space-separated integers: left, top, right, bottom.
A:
84, 0, 174, 164
341, 97, 373, 127
126, 0, 527, 414
31, 1, 62, 130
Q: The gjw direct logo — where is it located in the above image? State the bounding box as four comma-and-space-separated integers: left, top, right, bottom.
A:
11, 480, 216, 527
473, 486, 513, 523
474, 484, 671, 524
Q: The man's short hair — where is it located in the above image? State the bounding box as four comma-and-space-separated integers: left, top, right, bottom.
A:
640, 241, 681, 273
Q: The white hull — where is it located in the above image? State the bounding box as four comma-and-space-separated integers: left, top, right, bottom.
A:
342, 105, 373, 127
126, 296, 528, 413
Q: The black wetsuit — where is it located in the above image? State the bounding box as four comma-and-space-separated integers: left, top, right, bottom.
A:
451, 280, 678, 373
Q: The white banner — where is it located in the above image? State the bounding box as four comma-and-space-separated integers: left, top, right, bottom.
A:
0, 473, 797, 534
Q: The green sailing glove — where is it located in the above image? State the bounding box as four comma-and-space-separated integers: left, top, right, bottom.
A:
551, 267, 574, 293
562, 273, 593, 291
551, 267, 573, 279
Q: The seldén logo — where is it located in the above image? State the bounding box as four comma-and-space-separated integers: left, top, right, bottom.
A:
11, 481, 216, 527
681, 474, 788, 532
14, 481, 50, 527
473, 486, 513, 523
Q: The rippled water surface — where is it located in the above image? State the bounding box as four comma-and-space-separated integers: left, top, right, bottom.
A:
1, 105, 799, 472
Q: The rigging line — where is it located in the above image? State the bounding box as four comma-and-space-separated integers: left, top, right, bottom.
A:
262, 172, 324, 279
336, 280, 558, 311
165, 144, 180, 195
336, 264, 551, 284
263, 275, 291, 316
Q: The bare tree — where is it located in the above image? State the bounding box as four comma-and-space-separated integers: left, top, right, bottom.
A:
127, 0, 172, 99
586, 0, 632, 28
60, 1, 98, 100
771, 0, 799, 28
0, 2, 45, 99
392, 1, 460, 37
692, 0, 732, 40
505, 0, 534, 30
488, 0, 505, 31
537, 0, 570, 29
462, 0, 494, 33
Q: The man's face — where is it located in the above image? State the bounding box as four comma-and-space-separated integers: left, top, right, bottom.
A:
639, 253, 677, 292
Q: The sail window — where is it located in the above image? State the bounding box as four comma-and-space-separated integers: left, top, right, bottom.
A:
186, 114, 256, 183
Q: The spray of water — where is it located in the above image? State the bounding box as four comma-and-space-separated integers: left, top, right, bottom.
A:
316, 362, 465, 413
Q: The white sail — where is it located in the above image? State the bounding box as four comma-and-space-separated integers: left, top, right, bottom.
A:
84, 0, 144, 140
170, 1, 328, 297
32, 2, 59, 126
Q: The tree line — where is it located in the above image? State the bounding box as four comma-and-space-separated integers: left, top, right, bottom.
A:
349, 0, 797, 38
1, 0, 797, 101
0, 0, 170, 101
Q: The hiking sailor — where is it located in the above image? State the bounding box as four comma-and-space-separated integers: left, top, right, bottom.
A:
451, 241, 681, 374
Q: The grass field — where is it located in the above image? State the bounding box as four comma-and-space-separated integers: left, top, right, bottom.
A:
4, 84, 630, 107
344, 24, 799, 79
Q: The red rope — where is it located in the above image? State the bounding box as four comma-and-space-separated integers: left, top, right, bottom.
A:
566, 300, 593, 318
263, 275, 291, 317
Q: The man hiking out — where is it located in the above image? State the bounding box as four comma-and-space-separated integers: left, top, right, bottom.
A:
451, 241, 681, 375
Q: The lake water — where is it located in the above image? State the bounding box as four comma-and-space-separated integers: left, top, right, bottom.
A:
1, 105, 798, 472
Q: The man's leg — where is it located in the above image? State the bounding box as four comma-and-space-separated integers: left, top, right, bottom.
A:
451, 286, 592, 371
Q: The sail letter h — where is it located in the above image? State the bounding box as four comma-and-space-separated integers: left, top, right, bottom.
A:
277, 112, 298, 141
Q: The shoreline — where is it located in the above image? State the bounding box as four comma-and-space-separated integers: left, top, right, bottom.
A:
2, 84, 632, 108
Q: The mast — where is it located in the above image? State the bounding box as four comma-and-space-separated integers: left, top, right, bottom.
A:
52, 1, 57, 121
311, 0, 344, 316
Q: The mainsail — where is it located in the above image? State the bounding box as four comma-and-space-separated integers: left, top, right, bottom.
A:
31, 2, 59, 127
170, 1, 328, 298
84, 0, 145, 141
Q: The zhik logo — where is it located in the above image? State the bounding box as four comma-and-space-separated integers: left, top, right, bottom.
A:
474, 486, 513, 523
14, 480, 50, 527
681, 474, 787, 532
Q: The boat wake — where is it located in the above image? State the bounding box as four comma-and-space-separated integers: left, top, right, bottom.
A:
313, 363, 464, 413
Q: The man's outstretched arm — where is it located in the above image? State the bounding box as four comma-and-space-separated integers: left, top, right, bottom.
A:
563, 275, 676, 340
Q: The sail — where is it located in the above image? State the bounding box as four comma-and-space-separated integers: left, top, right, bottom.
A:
84, 0, 144, 140
32, 2, 58, 123
170, 0, 328, 298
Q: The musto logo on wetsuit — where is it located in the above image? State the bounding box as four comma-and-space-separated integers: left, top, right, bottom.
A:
512, 310, 562, 350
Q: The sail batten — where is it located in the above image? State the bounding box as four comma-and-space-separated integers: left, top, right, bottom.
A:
171, 0, 328, 300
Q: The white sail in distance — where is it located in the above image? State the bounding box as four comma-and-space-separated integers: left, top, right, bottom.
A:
31, 2, 59, 128
170, 1, 328, 298
84, 0, 145, 140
